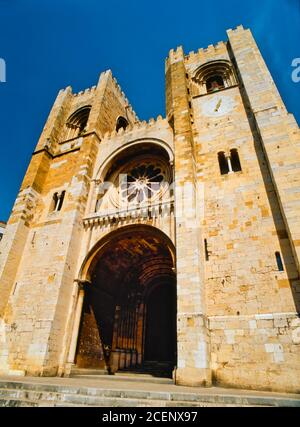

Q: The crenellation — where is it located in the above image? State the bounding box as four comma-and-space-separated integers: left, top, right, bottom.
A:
101, 114, 169, 143
184, 42, 230, 71
227, 24, 245, 34
204, 44, 215, 54
167, 46, 185, 66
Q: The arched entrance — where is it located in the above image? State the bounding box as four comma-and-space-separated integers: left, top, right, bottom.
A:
75, 226, 177, 377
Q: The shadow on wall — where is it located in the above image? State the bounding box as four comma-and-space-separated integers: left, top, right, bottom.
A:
230, 49, 300, 314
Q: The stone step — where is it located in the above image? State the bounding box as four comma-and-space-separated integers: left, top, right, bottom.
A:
0, 379, 299, 407
0, 389, 261, 407
70, 367, 173, 381
0, 398, 81, 407
71, 375, 173, 385
0, 397, 242, 408
117, 369, 172, 379
70, 369, 174, 384
70, 368, 108, 376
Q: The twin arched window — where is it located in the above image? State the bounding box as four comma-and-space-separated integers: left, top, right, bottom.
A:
50, 190, 66, 213
218, 149, 242, 175
64, 109, 129, 141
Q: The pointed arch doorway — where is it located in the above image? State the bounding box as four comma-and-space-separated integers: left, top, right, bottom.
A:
74, 225, 177, 377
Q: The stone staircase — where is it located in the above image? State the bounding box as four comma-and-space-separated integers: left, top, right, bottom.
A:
0, 378, 299, 407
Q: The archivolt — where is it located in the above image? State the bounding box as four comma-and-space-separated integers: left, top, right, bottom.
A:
94, 138, 174, 182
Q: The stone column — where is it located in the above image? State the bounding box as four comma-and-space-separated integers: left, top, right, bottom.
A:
227, 156, 233, 174
65, 282, 85, 373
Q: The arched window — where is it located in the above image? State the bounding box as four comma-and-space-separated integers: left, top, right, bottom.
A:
65, 106, 91, 140
192, 60, 237, 96
230, 149, 242, 172
218, 152, 229, 175
116, 116, 129, 132
50, 190, 66, 213
206, 75, 225, 93
218, 149, 242, 175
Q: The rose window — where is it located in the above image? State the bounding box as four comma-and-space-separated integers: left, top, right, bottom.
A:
95, 155, 172, 212
119, 163, 165, 204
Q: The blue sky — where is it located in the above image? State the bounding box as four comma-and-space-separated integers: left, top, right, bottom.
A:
0, 0, 299, 221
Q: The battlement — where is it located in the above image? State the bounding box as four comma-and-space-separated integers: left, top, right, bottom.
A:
166, 26, 249, 68
57, 85, 97, 98
56, 71, 139, 122
166, 41, 229, 68
186, 41, 227, 60
166, 46, 185, 66
102, 114, 167, 141
184, 41, 229, 67
73, 85, 97, 97
227, 24, 246, 34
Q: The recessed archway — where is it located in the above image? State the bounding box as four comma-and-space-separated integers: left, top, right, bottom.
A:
75, 225, 177, 377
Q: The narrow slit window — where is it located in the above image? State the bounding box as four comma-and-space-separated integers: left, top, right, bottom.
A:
275, 252, 284, 271
230, 149, 242, 172
204, 239, 209, 261
218, 152, 229, 175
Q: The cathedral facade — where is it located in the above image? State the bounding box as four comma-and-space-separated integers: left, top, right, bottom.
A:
0, 25, 299, 392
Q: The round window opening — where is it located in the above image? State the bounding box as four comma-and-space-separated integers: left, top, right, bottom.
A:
120, 163, 165, 203
104, 156, 173, 208
98, 154, 173, 211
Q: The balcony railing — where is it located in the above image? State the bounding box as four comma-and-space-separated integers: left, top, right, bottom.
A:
83, 198, 174, 228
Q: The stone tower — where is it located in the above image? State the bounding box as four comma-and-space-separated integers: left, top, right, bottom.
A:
0, 25, 299, 392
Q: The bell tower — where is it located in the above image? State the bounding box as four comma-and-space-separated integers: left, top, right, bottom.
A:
165, 25, 300, 390
0, 70, 137, 375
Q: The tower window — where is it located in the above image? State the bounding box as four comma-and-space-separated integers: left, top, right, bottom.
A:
65, 106, 91, 140
51, 191, 66, 213
230, 149, 242, 172
218, 149, 242, 175
116, 116, 129, 132
218, 152, 229, 175
0, 233, 3, 241
206, 75, 225, 93
192, 60, 237, 96
275, 252, 284, 272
